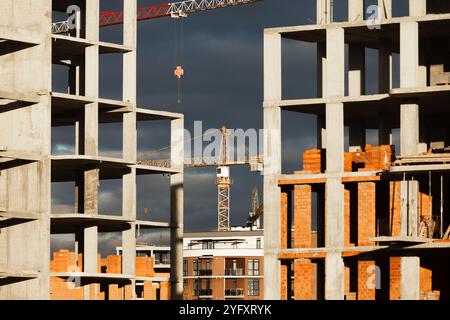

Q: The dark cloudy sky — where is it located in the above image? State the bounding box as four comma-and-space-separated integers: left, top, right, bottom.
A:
51, 0, 410, 254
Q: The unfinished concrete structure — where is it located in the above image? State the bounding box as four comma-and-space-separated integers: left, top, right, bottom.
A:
264, 0, 450, 300
0, 0, 184, 300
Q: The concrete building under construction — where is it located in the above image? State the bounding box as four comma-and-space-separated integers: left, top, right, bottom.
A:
263, 0, 450, 300
0, 0, 184, 300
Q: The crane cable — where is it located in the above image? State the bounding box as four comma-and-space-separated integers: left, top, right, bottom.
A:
174, 16, 185, 103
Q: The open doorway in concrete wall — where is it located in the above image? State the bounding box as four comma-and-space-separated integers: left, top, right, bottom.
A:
281, 38, 318, 100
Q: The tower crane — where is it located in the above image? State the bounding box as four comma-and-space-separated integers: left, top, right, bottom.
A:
52, 0, 260, 32
246, 187, 263, 230
52, 0, 261, 102
185, 126, 263, 232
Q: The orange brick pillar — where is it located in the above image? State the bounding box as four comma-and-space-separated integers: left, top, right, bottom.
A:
281, 190, 288, 249
293, 259, 312, 300
358, 182, 376, 246
280, 262, 288, 300
294, 185, 311, 248
124, 284, 133, 300
344, 187, 351, 246
357, 260, 376, 300
389, 257, 401, 300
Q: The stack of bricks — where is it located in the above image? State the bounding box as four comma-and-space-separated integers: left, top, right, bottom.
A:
351, 144, 394, 172
136, 256, 155, 277
293, 185, 311, 248
301, 145, 393, 174
302, 149, 324, 173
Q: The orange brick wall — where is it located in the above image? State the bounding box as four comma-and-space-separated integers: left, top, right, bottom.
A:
389, 257, 401, 300
143, 281, 157, 300
358, 182, 376, 246
357, 260, 376, 300
280, 263, 288, 300
389, 181, 402, 236
294, 185, 311, 248
294, 259, 311, 300
160, 282, 170, 300
136, 256, 155, 277
344, 188, 351, 246
281, 190, 288, 249
50, 250, 168, 300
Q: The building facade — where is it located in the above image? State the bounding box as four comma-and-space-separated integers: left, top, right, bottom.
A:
183, 229, 264, 300
0, 0, 184, 300
264, 0, 450, 300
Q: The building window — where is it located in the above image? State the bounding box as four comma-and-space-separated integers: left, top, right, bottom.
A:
202, 241, 214, 249
183, 260, 188, 277
256, 238, 261, 249
194, 280, 200, 296
193, 260, 199, 276
205, 259, 211, 271
248, 259, 260, 276
248, 279, 260, 296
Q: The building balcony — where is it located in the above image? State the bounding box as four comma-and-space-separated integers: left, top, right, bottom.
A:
197, 269, 212, 276
224, 268, 244, 276
225, 288, 244, 298
196, 289, 213, 298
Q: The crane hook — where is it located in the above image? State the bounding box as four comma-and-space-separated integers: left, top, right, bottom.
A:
174, 65, 184, 103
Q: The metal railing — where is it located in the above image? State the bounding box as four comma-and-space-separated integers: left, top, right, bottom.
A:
225, 288, 244, 297
198, 269, 213, 276
197, 289, 213, 296
224, 268, 243, 276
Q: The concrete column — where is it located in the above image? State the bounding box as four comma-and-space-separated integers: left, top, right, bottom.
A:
348, 44, 366, 96
348, 0, 364, 22
325, 179, 345, 300
263, 31, 282, 300
378, 37, 392, 93
123, 0, 137, 163
378, 0, 392, 19
317, 0, 332, 24
83, 226, 98, 273
400, 180, 419, 237
400, 256, 420, 299
400, 104, 419, 156
400, 22, 419, 89
326, 28, 345, 98
349, 120, 366, 150
170, 118, 184, 300
326, 103, 344, 172
325, 252, 345, 300
409, 0, 427, 16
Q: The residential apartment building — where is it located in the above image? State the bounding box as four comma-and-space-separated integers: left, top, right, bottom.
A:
183, 228, 264, 300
